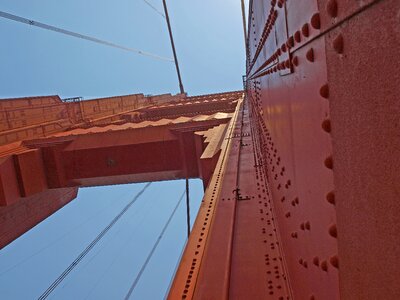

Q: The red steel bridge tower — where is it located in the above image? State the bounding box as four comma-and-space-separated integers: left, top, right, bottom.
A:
0, 0, 399, 299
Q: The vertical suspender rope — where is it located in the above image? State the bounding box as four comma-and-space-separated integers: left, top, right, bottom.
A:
162, 0, 191, 238
240, 0, 249, 74
240, 0, 248, 46
185, 178, 191, 237
162, 0, 185, 95
124, 190, 186, 300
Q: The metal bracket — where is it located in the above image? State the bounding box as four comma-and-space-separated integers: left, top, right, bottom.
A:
233, 188, 251, 201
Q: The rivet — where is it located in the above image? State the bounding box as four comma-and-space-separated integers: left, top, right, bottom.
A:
294, 31, 301, 43
287, 36, 295, 48
330, 255, 339, 269
313, 256, 320, 266
321, 260, 328, 272
333, 34, 344, 54
292, 56, 299, 66
302, 23, 310, 37
306, 48, 314, 62
326, 191, 335, 205
324, 156, 333, 169
320, 84, 330, 98
281, 43, 287, 52
107, 158, 117, 167
305, 221, 311, 230
310, 13, 321, 29
321, 119, 331, 133
326, 0, 338, 18
329, 224, 337, 238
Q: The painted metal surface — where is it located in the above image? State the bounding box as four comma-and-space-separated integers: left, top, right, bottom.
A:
246, 0, 399, 299
321, 1, 400, 298
0, 93, 186, 145
0, 1, 398, 298
247, 0, 338, 298
0, 91, 242, 249
168, 97, 292, 300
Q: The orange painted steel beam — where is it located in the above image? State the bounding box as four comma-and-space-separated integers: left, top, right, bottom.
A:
0, 93, 186, 146
0, 91, 242, 250
168, 95, 291, 300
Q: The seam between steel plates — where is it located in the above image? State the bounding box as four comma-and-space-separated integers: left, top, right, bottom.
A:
250, 95, 295, 299
180, 95, 244, 299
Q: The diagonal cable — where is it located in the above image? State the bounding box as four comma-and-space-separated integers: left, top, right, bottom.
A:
0, 10, 173, 62
142, 0, 166, 18
37, 182, 152, 300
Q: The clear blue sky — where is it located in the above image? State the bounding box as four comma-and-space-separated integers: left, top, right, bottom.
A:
0, 0, 247, 98
0, 1, 247, 299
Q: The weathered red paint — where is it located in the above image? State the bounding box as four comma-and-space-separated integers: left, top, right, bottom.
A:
169, 96, 291, 300
246, 0, 399, 299
0, 91, 242, 249
0, 1, 398, 299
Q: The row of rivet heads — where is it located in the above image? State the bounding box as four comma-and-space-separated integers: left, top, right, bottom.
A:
180, 112, 243, 299
252, 12, 322, 77
249, 98, 294, 299
249, 0, 288, 71
255, 129, 291, 299
252, 0, 339, 78
234, 99, 291, 299
247, 73, 338, 286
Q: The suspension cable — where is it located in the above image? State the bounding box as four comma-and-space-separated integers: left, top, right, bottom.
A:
124, 189, 186, 300
0, 11, 173, 62
37, 182, 152, 300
